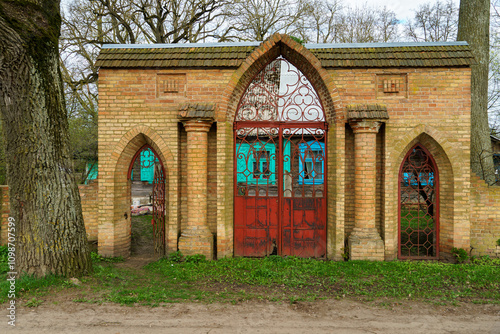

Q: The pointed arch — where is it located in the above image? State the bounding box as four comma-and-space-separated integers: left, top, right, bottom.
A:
398, 143, 440, 259
219, 34, 342, 124
112, 125, 174, 182
386, 125, 456, 260
391, 125, 454, 178
216, 34, 344, 259
98, 125, 178, 257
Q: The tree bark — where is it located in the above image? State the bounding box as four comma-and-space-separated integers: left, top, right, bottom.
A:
457, 0, 497, 185
0, 0, 92, 276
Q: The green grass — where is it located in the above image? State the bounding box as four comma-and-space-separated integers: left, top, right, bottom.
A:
131, 214, 154, 239
400, 209, 435, 230
1, 246, 499, 306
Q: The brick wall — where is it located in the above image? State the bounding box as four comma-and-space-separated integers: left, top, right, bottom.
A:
78, 181, 99, 242
344, 125, 355, 236
376, 125, 385, 239
95, 35, 477, 260
0, 183, 99, 245
98, 67, 233, 257
470, 175, 500, 257
180, 125, 187, 232
330, 67, 471, 260
207, 124, 218, 234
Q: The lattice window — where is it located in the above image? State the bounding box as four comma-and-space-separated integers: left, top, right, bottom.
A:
399, 144, 439, 259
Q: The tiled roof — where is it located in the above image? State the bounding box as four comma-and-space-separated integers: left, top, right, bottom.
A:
96, 46, 255, 68
346, 104, 389, 120
178, 103, 216, 120
311, 45, 474, 68
95, 42, 474, 68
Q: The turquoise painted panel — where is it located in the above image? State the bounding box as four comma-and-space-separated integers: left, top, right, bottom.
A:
85, 163, 98, 184
236, 142, 291, 185
130, 149, 158, 184
298, 141, 324, 185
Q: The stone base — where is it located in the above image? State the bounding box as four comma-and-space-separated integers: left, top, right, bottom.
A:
178, 233, 214, 260
348, 229, 385, 261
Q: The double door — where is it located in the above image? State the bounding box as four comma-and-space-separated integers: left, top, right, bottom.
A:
234, 123, 327, 257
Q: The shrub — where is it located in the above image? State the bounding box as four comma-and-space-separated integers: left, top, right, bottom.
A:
185, 254, 206, 264
168, 251, 183, 263
451, 247, 469, 263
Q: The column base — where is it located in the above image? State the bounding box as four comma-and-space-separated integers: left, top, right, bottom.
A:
348, 228, 385, 261
178, 233, 214, 260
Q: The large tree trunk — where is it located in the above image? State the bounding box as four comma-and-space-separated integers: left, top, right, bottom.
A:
457, 0, 497, 185
0, 0, 92, 276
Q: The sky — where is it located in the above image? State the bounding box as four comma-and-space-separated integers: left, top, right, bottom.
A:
344, 0, 460, 21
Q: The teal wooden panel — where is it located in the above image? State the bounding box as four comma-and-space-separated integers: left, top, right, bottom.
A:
298, 141, 324, 185
140, 150, 155, 184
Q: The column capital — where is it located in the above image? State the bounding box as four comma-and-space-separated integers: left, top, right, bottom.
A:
349, 120, 382, 134
182, 120, 213, 132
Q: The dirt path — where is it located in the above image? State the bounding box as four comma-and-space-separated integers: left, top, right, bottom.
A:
3, 299, 499, 333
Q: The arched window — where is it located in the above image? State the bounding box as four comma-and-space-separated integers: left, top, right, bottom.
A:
398, 144, 439, 259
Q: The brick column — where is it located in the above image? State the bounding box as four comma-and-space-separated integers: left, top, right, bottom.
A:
178, 120, 214, 259
348, 120, 385, 260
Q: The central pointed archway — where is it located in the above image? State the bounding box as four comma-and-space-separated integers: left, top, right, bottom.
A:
234, 56, 327, 258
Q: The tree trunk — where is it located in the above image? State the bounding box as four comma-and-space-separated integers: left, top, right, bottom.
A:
457, 0, 497, 185
0, 0, 92, 277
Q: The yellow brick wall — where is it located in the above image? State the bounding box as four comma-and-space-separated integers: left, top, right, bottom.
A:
78, 181, 99, 242
97, 67, 234, 257
470, 175, 500, 257
330, 67, 471, 260
94, 36, 479, 261
1, 41, 487, 262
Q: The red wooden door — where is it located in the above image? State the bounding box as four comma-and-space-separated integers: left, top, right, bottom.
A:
281, 127, 326, 257
234, 125, 326, 258
233, 56, 327, 258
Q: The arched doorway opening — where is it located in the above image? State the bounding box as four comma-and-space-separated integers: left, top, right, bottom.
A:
398, 144, 439, 259
128, 144, 166, 256
234, 56, 327, 258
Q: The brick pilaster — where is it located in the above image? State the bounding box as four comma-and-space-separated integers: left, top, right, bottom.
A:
348, 121, 385, 260
178, 120, 214, 259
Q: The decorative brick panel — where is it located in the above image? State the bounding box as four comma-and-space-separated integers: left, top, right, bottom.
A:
376, 74, 408, 98
156, 73, 186, 98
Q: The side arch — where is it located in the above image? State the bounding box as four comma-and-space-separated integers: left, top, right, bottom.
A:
385, 126, 456, 259
398, 143, 440, 258
98, 125, 178, 257
112, 125, 175, 176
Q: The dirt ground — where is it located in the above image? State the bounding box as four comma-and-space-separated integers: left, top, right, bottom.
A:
3, 298, 499, 333
4, 218, 499, 333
